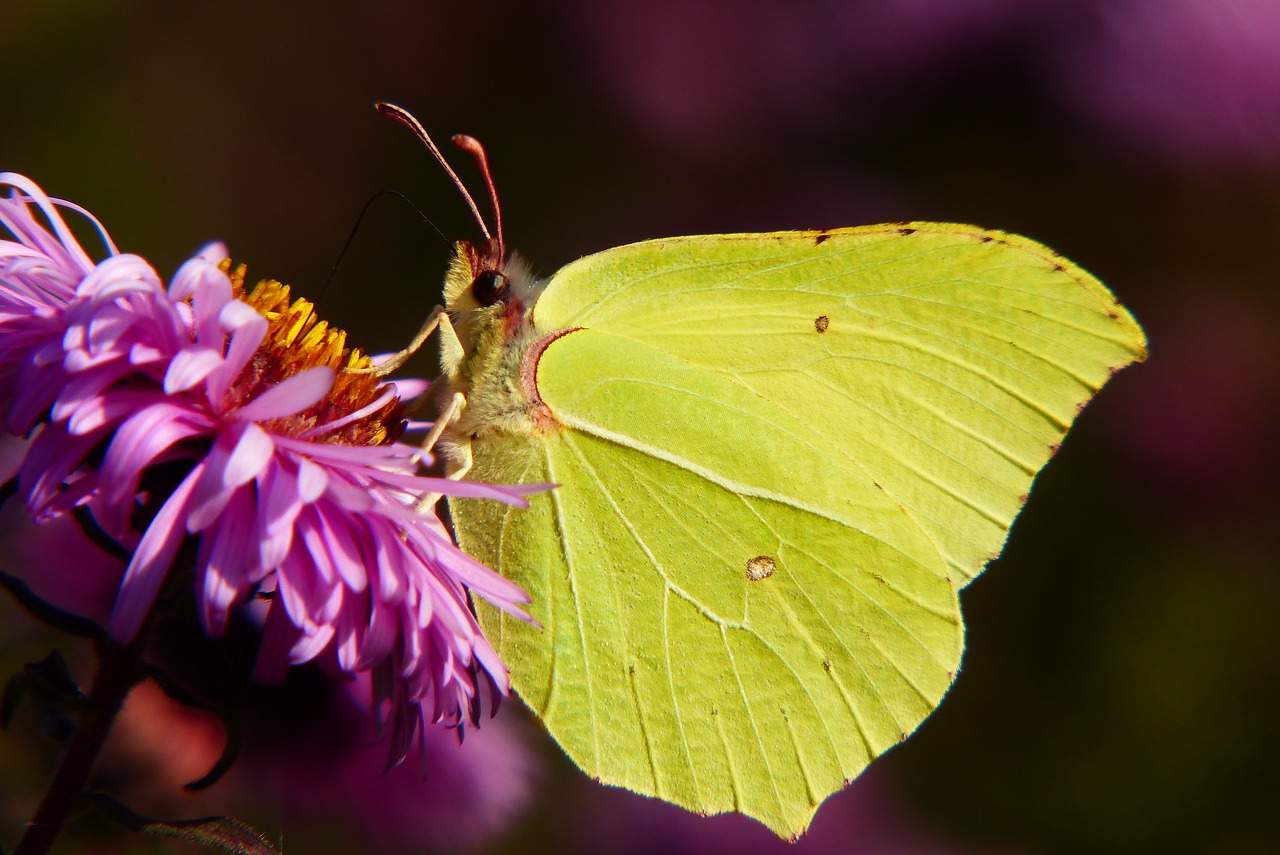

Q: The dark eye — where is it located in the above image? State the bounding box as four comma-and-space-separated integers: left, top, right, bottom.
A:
471, 270, 509, 307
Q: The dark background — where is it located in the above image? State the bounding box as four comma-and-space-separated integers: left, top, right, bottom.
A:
2, 2, 1278, 853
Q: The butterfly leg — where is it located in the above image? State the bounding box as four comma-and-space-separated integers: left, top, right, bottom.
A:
415, 421, 472, 512
338, 306, 475, 510
413, 380, 474, 510
397, 371, 450, 420
350, 304, 464, 377
414, 389, 466, 468
443, 436, 472, 481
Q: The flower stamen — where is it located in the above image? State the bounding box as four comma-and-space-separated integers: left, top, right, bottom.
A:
225, 264, 404, 447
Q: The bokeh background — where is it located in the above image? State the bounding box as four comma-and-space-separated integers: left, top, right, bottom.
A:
2, 1, 1279, 853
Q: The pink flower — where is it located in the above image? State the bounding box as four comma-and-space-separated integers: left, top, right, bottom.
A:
0, 172, 114, 434
0, 174, 537, 760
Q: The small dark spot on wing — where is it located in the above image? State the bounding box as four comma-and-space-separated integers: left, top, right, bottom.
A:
746, 555, 776, 581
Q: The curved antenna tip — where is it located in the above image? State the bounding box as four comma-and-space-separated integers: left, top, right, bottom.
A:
450, 134, 504, 256
375, 103, 492, 243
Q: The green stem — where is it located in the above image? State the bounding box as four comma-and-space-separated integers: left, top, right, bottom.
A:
13, 636, 145, 855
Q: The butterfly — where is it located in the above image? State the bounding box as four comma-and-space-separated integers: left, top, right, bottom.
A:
376, 104, 1147, 839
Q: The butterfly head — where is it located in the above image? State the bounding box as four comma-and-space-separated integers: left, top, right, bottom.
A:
443, 239, 543, 324
377, 102, 552, 409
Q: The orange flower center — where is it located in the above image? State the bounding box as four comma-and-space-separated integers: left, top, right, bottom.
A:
223, 262, 405, 446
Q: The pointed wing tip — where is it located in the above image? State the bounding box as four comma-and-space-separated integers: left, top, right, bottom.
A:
738, 803, 820, 843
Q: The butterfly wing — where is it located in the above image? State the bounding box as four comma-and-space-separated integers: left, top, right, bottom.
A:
452, 330, 958, 839
532, 225, 1147, 585
449, 225, 1146, 838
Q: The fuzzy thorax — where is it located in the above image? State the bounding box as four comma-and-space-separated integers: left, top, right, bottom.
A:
439, 243, 556, 468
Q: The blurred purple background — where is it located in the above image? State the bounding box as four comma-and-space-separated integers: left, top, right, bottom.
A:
3, 1, 1279, 853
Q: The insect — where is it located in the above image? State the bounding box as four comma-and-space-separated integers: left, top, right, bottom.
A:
375, 104, 1147, 838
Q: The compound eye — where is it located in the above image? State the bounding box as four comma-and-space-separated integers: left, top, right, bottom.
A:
471, 270, 510, 307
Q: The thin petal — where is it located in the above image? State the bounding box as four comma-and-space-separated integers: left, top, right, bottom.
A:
223, 422, 275, 488
97, 401, 210, 533
0, 173, 102, 273
296, 456, 328, 503
108, 466, 201, 642
233, 366, 334, 423
315, 502, 367, 593
205, 301, 267, 404
199, 487, 257, 636
164, 346, 225, 393
289, 624, 336, 665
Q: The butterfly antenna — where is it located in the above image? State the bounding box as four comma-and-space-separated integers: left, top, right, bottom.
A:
317, 189, 449, 303
375, 102, 492, 242
450, 134, 504, 259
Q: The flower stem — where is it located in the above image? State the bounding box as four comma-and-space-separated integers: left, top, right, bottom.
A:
13, 636, 145, 855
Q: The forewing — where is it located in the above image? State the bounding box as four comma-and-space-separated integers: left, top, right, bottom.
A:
533, 225, 1147, 584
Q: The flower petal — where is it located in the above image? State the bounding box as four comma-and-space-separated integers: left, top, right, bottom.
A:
205, 300, 267, 404
94, 401, 211, 529
108, 465, 201, 642
0, 173, 103, 273
223, 421, 275, 488
165, 346, 225, 393
233, 366, 334, 423
296, 456, 328, 503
